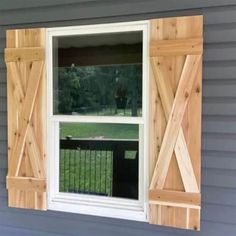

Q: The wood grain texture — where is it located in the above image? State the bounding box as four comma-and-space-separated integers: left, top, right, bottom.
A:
150, 55, 201, 189
5, 48, 45, 62
8, 61, 44, 177
150, 38, 203, 56
6, 177, 46, 192
5, 28, 46, 210
149, 15, 203, 230
150, 57, 199, 193
149, 189, 201, 206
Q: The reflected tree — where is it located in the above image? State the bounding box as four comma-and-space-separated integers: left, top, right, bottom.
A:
56, 64, 142, 116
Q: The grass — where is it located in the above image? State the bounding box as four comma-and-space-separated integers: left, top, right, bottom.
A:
60, 123, 139, 139
59, 149, 113, 195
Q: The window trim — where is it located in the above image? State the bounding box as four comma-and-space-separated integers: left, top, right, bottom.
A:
46, 20, 150, 222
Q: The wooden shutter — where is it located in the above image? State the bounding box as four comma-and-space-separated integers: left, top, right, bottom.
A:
149, 16, 203, 230
5, 28, 47, 210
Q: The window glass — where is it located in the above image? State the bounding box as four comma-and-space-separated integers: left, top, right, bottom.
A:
59, 123, 139, 200
53, 31, 143, 117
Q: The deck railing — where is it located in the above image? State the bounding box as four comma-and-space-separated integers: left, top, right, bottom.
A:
59, 138, 139, 199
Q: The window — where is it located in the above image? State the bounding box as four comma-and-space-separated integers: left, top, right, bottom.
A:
47, 21, 149, 221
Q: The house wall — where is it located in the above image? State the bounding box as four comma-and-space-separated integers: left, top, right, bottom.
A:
1, 1, 236, 235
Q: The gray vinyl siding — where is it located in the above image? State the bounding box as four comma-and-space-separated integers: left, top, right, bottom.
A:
0, 1, 236, 235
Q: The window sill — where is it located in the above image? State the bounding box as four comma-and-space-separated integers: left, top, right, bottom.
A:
48, 193, 147, 222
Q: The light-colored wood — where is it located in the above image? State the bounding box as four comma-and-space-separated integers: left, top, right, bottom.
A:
149, 15, 203, 230
7, 177, 46, 192
149, 201, 200, 210
150, 57, 199, 193
7, 62, 25, 100
150, 55, 201, 189
187, 63, 202, 191
8, 61, 44, 177
26, 126, 45, 178
7, 61, 45, 179
149, 59, 167, 225
161, 206, 187, 228
5, 28, 46, 210
5, 47, 44, 62
149, 189, 201, 206
150, 38, 203, 56
188, 209, 200, 230
174, 129, 199, 192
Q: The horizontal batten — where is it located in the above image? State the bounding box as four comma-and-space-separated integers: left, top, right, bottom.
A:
150, 38, 203, 56
6, 177, 46, 192
5, 47, 45, 62
149, 201, 200, 209
149, 189, 201, 206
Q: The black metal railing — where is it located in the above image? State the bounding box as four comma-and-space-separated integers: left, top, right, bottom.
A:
59, 138, 139, 199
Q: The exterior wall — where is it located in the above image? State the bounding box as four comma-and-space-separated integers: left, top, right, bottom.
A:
0, 1, 236, 235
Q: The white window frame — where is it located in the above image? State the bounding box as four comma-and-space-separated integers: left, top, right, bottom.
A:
46, 20, 150, 222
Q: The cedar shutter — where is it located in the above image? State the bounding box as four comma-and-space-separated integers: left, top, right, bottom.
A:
5, 28, 47, 210
149, 16, 203, 230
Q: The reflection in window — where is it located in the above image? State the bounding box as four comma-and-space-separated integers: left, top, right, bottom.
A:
54, 65, 142, 116
59, 123, 139, 200
52, 31, 143, 201
53, 31, 143, 117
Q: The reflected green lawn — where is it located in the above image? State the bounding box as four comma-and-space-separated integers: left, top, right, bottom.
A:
60, 123, 139, 139
59, 123, 138, 196
60, 149, 113, 196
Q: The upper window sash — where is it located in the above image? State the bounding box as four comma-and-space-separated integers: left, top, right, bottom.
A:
47, 21, 149, 121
